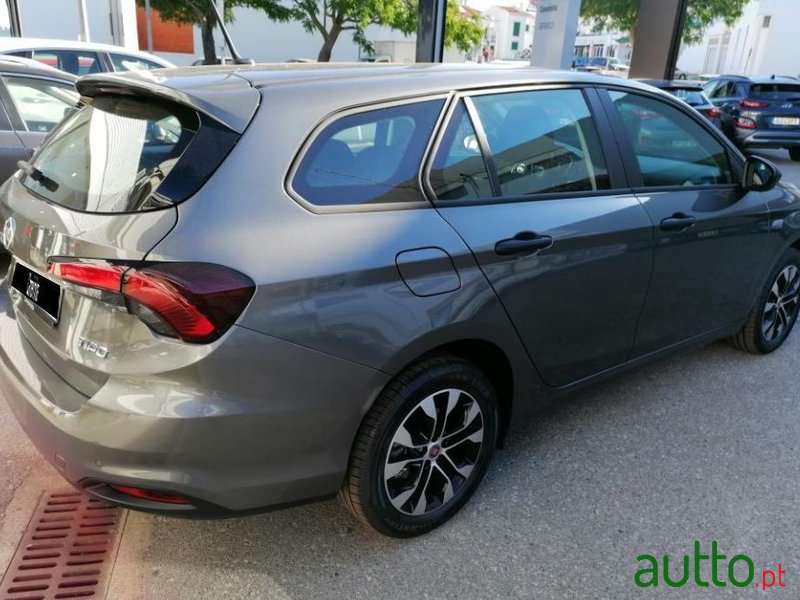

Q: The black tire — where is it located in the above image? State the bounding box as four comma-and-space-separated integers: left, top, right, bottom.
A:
339, 355, 498, 537
730, 248, 800, 354
790, 147, 800, 162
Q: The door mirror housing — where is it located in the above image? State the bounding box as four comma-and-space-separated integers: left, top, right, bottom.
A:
742, 155, 781, 192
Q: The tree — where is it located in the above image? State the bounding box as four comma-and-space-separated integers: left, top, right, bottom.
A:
245, 0, 484, 62
138, 0, 289, 64
580, 0, 749, 45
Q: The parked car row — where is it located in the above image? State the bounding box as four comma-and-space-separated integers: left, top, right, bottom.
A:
0, 37, 173, 75
703, 75, 800, 161
0, 64, 798, 539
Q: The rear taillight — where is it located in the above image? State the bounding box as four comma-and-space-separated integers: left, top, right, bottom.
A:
739, 99, 768, 108
706, 107, 721, 118
47, 259, 255, 344
48, 261, 125, 293
735, 117, 757, 129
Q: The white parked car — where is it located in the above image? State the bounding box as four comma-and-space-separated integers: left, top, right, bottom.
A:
0, 37, 173, 76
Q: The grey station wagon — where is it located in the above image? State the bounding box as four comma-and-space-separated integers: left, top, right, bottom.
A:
1, 64, 799, 537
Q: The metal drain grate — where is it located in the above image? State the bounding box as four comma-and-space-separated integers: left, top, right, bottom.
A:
0, 490, 124, 600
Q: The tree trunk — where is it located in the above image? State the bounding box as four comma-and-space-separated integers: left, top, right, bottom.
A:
317, 22, 342, 62
201, 17, 218, 64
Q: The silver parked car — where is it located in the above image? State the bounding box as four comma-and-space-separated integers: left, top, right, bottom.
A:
1, 64, 799, 537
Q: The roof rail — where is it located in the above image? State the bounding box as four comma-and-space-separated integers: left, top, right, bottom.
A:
718, 74, 749, 80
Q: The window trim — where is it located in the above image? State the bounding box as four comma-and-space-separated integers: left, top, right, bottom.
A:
596, 85, 745, 192
422, 84, 631, 208
284, 93, 452, 214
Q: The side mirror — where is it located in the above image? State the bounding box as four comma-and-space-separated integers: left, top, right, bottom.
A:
742, 155, 781, 192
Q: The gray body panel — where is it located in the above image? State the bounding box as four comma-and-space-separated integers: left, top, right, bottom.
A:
1, 64, 799, 514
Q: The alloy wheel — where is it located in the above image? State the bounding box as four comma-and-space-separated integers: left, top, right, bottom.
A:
383, 388, 485, 516
762, 264, 800, 342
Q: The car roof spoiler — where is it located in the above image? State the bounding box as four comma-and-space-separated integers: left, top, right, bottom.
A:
76, 70, 260, 134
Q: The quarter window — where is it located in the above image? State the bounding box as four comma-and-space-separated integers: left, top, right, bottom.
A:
293, 100, 444, 207
470, 89, 611, 197
609, 90, 734, 188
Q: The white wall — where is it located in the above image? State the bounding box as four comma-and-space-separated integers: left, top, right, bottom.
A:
485, 7, 535, 60
677, 0, 800, 78
19, 0, 137, 49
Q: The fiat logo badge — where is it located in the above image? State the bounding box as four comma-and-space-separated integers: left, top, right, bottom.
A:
2, 216, 14, 251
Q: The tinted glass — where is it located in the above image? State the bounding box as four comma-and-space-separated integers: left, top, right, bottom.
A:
31, 50, 101, 75
109, 53, 164, 72
667, 89, 707, 106
471, 89, 610, 196
429, 101, 492, 201
293, 100, 444, 206
609, 90, 733, 187
749, 83, 800, 101
21, 96, 199, 213
4, 76, 78, 132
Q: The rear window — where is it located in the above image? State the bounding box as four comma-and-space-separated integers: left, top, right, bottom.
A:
20, 95, 238, 213
292, 99, 444, 207
749, 84, 800, 101
667, 89, 707, 106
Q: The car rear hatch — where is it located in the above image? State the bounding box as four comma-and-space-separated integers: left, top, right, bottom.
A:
747, 83, 800, 129
0, 69, 259, 409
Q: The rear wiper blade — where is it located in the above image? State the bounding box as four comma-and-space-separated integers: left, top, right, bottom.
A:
17, 160, 59, 193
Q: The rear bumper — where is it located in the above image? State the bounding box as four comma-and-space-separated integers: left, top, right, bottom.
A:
736, 128, 800, 149
0, 312, 389, 514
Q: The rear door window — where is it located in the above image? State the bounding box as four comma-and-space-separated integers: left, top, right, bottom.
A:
429, 100, 493, 201
292, 99, 444, 207
469, 88, 611, 197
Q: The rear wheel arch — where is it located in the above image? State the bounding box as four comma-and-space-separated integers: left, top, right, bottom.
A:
378, 338, 515, 447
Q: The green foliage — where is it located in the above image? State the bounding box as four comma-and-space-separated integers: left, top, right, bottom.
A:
245, 0, 484, 61
580, 0, 749, 44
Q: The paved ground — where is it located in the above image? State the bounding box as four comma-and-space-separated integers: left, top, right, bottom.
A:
1, 149, 799, 599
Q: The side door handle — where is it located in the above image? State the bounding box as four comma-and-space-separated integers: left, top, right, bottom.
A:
495, 232, 553, 256
660, 213, 697, 232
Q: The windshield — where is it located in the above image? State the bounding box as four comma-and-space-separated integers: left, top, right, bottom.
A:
20, 96, 198, 213
750, 83, 800, 101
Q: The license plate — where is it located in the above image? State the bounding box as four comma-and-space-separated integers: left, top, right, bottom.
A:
772, 117, 800, 126
10, 262, 62, 322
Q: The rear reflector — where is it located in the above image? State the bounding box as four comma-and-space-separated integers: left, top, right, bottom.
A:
108, 484, 191, 505
47, 259, 255, 344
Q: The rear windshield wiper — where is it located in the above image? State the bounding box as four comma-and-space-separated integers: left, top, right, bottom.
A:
17, 160, 59, 193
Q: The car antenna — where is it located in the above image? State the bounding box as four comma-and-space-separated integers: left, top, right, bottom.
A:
208, 1, 254, 65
